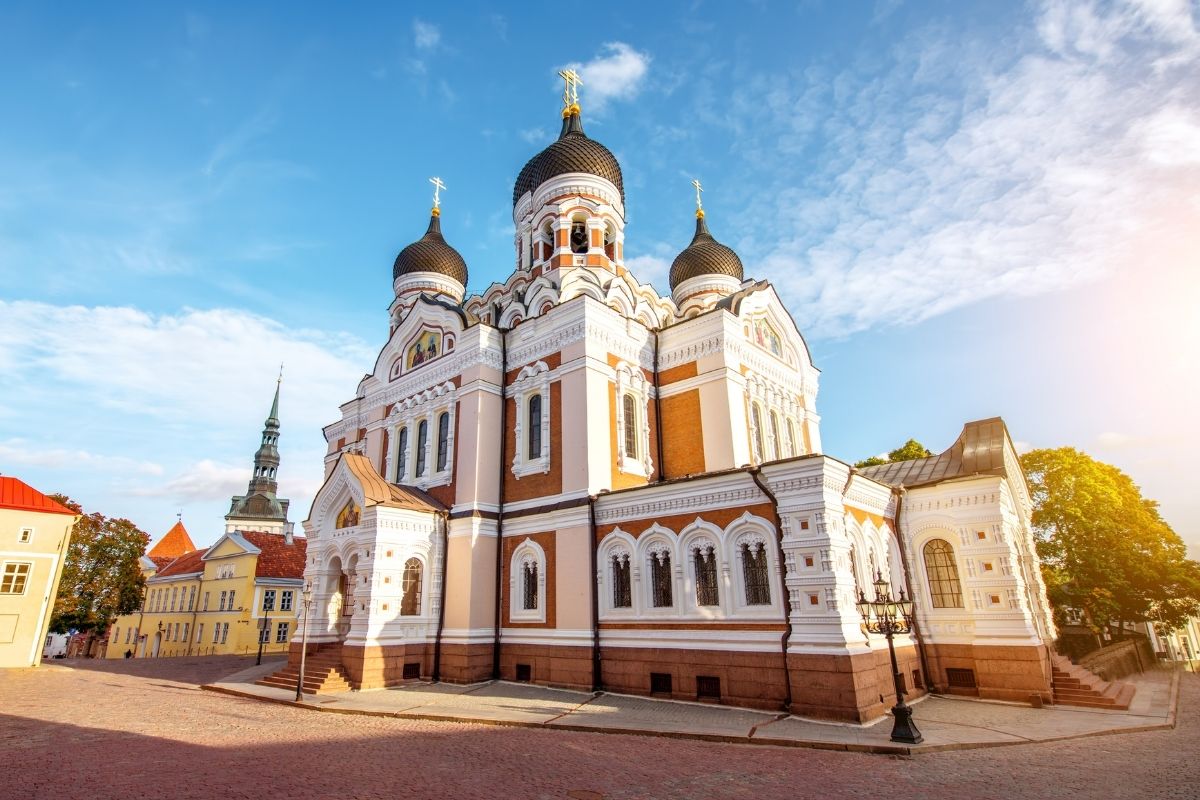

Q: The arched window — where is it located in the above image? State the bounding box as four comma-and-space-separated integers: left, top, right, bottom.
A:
528, 394, 542, 459
622, 393, 638, 459
400, 558, 422, 615
693, 544, 719, 606
650, 548, 673, 608
436, 412, 450, 472
786, 419, 798, 457
611, 553, 632, 608
396, 426, 408, 480
849, 545, 862, 595
751, 403, 765, 462
769, 411, 782, 460
741, 541, 771, 605
415, 420, 428, 476
522, 560, 538, 610
923, 539, 964, 608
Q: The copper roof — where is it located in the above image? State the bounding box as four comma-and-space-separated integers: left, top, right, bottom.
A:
669, 215, 744, 290
859, 417, 1011, 488
339, 453, 446, 512
148, 520, 196, 559
392, 214, 469, 286
513, 112, 624, 207
0, 477, 76, 516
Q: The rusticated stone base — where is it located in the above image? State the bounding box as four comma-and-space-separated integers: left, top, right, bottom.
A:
499, 642, 593, 689
341, 643, 433, 690
788, 644, 925, 722
599, 646, 790, 712
435, 642, 495, 684
924, 642, 1053, 703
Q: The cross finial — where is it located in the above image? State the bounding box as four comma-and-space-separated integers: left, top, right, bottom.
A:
692, 179, 704, 218
429, 176, 446, 216
558, 68, 582, 116
277, 363, 284, 385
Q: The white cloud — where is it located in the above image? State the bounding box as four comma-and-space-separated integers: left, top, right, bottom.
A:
624, 254, 671, 293
719, 0, 1200, 338
565, 43, 651, 112
127, 459, 248, 502
413, 20, 440, 51
519, 127, 548, 144
0, 439, 163, 476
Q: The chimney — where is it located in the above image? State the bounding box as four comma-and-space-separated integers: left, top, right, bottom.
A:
284, 522, 294, 546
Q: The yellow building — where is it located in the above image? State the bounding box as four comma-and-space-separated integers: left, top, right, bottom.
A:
108, 529, 307, 658
0, 477, 79, 668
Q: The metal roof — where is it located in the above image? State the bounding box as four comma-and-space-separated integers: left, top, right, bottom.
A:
858, 417, 1010, 488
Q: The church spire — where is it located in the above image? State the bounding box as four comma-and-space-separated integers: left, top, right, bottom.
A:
225, 373, 291, 534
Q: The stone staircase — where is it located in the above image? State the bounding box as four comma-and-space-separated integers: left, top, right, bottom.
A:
1051, 653, 1135, 710
257, 643, 353, 695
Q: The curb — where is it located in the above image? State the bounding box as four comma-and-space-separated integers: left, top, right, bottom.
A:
203, 677, 1182, 756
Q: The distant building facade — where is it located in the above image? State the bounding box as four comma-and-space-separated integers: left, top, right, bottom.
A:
106, 382, 306, 658
0, 477, 78, 668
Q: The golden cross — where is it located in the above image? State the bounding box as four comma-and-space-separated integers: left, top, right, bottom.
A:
692, 179, 704, 214
558, 68, 582, 109
429, 176, 446, 209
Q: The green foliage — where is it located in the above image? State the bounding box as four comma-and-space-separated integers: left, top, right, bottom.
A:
1021, 448, 1200, 632
49, 495, 150, 634
854, 438, 933, 469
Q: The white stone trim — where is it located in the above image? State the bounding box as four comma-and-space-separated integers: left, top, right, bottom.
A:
510, 360, 551, 479
509, 537, 546, 623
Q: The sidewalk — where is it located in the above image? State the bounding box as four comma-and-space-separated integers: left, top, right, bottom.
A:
203, 662, 1179, 755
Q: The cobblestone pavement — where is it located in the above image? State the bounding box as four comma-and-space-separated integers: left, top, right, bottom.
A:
3, 657, 1198, 800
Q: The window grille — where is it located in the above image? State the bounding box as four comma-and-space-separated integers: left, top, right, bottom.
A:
401, 558, 422, 615
650, 551, 673, 608
522, 560, 538, 610
650, 672, 673, 695
741, 542, 771, 605
622, 393, 638, 458
403, 662, 421, 679
436, 412, 450, 472
611, 553, 632, 608
693, 545, 719, 607
528, 394, 542, 459
923, 539, 965, 608
415, 420, 428, 476
946, 668, 977, 688
696, 675, 721, 700
397, 427, 408, 479
515, 663, 532, 682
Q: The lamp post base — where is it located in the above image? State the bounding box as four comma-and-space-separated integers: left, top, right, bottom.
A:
889, 701, 923, 744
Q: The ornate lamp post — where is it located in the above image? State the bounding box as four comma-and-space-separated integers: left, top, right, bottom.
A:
256, 614, 270, 665
294, 582, 313, 703
857, 570, 923, 744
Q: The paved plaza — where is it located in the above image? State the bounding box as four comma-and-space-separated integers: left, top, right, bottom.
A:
2, 656, 1198, 799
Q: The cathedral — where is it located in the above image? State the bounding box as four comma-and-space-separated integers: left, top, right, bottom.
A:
282, 75, 1057, 722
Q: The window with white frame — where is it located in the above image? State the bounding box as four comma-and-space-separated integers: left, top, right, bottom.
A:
691, 541, 720, 607
614, 361, 653, 476
647, 544, 674, 609
739, 537, 772, 606
258, 623, 270, 644
220, 622, 230, 644
280, 590, 294, 612
276, 621, 290, 643
611, 551, 632, 609
509, 539, 546, 622
182, 622, 189, 641
228, 589, 236, 609
768, 410, 782, 461
195, 624, 203, 643
263, 589, 276, 611
388, 381, 457, 487
217, 564, 234, 579
212, 623, 221, 643
750, 402, 766, 463
18, 527, 33, 544
219, 590, 228, 611
511, 361, 551, 478
786, 418, 799, 457
188, 586, 196, 611
400, 558, 423, 616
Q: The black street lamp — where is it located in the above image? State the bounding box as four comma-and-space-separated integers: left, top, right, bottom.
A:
256, 614, 270, 666
294, 582, 313, 703
856, 570, 923, 745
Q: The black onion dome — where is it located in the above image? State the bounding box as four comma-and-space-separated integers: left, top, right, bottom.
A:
512, 113, 624, 207
392, 213, 469, 286
669, 215, 744, 291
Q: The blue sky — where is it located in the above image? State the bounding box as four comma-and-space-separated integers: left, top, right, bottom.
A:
2, 1, 1198, 555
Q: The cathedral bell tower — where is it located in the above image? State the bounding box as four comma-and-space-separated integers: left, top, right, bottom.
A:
512, 70, 626, 281
225, 374, 293, 535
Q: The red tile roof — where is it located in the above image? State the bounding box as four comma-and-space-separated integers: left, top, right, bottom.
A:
148, 520, 196, 559
147, 556, 176, 571
0, 477, 77, 516
155, 549, 207, 578
238, 530, 308, 579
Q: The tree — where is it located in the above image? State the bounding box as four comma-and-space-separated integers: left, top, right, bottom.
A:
855, 438, 933, 469
1021, 448, 1200, 633
49, 496, 150, 634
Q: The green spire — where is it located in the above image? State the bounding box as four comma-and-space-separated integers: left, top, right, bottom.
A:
267, 364, 282, 425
